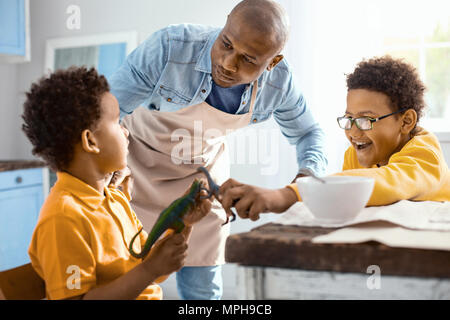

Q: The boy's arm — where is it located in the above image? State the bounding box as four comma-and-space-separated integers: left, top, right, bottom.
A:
289, 143, 444, 206
32, 211, 185, 300
219, 179, 298, 221
333, 147, 443, 206
71, 261, 159, 300
71, 232, 186, 300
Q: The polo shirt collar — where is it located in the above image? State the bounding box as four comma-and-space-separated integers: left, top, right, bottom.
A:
56, 172, 106, 210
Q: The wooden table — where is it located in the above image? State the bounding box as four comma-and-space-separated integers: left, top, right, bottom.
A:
225, 223, 450, 299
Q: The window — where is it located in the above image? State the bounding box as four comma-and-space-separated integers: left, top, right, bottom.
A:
45, 31, 138, 81
381, 0, 450, 130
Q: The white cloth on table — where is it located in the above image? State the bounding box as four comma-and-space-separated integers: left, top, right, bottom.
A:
274, 200, 450, 251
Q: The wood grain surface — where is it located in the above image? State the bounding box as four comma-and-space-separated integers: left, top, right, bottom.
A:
226, 223, 450, 278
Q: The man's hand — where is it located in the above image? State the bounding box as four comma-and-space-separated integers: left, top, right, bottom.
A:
219, 178, 298, 221
108, 167, 134, 200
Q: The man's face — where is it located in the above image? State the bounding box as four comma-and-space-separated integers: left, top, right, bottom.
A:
210, 14, 282, 88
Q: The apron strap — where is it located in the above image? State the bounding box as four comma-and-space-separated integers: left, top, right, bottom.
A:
247, 80, 258, 114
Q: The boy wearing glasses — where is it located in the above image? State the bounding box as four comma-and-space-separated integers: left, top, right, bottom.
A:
219, 56, 450, 220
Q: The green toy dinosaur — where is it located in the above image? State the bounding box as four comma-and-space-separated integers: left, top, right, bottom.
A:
128, 166, 229, 259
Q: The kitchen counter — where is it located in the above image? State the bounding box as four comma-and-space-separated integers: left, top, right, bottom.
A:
0, 160, 46, 172
0, 162, 48, 271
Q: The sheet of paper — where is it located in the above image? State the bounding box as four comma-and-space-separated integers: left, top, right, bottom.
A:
312, 221, 450, 251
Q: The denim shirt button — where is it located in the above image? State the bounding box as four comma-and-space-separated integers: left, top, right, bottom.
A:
201, 89, 206, 93
242, 101, 246, 105
253, 118, 257, 123
167, 98, 172, 102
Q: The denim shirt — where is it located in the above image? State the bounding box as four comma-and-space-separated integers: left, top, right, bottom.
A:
109, 24, 328, 176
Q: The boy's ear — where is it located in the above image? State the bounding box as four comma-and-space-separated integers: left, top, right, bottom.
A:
81, 129, 100, 154
400, 109, 418, 135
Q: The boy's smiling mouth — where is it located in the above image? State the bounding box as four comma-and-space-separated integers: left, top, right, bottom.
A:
353, 140, 372, 150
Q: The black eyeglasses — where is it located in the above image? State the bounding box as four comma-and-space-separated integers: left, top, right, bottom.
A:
337, 108, 408, 131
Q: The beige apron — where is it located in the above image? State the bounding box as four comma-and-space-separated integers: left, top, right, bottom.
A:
121, 81, 258, 266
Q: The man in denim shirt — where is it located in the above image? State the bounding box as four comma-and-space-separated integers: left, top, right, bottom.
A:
110, 0, 327, 300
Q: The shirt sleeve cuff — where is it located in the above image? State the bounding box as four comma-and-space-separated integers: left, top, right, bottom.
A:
47, 279, 96, 300
286, 183, 302, 201
298, 160, 325, 177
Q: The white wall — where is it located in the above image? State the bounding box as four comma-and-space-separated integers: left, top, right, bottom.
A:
0, 64, 19, 159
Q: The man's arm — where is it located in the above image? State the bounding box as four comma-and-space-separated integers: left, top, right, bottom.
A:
272, 72, 328, 179
109, 29, 168, 119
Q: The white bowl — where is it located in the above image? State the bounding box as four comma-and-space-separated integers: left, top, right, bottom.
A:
296, 176, 375, 223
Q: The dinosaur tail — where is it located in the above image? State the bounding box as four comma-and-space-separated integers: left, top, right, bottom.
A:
128, 227, 146, 259
128, 223, 170, 259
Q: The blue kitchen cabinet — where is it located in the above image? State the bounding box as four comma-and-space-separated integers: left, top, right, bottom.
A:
0, 167, 46, 271
0, 0, 30, 62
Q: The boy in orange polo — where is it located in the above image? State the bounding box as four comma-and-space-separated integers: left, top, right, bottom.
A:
219, 56, 450, 219
23, 67, 211, 299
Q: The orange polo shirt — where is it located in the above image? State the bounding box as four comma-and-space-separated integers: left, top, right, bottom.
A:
288, 129, 450, 206
28, 172, 162, 300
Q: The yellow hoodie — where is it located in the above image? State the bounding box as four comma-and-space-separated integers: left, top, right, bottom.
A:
288, 129, 450, 206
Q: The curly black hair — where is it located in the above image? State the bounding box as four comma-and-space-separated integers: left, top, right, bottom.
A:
346, 55, 426, 124
22, 66, 109, 171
